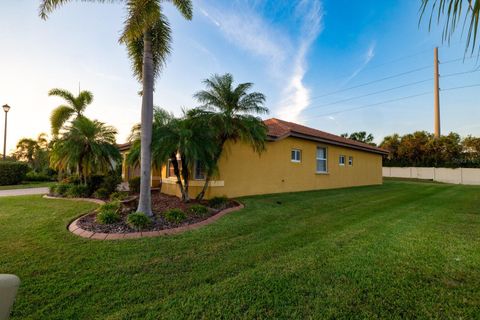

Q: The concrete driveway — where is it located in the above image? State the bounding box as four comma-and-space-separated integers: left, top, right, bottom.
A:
0, 188, 49, 197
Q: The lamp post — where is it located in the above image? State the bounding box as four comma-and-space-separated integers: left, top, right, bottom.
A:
2, 104, 10, 161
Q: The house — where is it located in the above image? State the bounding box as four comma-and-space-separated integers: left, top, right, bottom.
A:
119, 118, 388, 199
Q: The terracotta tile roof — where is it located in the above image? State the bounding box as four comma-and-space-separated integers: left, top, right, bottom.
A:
264, 118, 388, 155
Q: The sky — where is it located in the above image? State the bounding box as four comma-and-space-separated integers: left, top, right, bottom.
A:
0, 0, 479, 154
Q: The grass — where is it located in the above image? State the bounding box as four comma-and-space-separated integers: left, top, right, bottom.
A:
1, 180, 479, 319
0, 181, 54, 190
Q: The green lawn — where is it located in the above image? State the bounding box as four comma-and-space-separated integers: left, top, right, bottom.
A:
1, 180, 479, 319
0, 181, 54, 190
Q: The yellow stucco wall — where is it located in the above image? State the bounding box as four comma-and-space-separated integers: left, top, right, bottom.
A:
123, 137, 383, 199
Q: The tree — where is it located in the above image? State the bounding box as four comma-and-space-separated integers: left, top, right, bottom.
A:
341, 132, 376, 146
14, 133, 50, 172
192, 73, 269, 200
40, 0, 193, 216
380, 134, 401, 161
420, 0, 480, 54
127, 108, 217, 203
48, 88, 94, 135
50, 117, 121, 184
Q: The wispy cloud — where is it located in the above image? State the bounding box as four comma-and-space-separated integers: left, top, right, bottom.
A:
342, 42, 376, 86
199, 0, 323, 122
277, 0, 323, 122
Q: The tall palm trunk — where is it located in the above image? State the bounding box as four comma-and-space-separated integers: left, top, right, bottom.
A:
137, 31, 154, 217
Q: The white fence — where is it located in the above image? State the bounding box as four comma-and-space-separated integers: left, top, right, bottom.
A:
382, 167, 480, 185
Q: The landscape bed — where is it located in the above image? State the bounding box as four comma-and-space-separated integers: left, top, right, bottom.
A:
1, 179, 479, 319
77, 193, 238, 233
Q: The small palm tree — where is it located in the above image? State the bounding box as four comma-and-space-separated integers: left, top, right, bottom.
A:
50, 117, 121, 184
128, 108, 216, 203
48, 88, 94, 135
420, 0, 480, 54
192, 73, 269, 200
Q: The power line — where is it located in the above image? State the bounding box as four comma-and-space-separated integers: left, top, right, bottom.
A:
300, 78, 433, 112
276, 65, 432, 107
299, 83, 480, 121
441, 68, 480, 79
298, 92, 431, 122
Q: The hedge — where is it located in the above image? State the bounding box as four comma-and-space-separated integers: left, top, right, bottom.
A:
0, 161, 29, 185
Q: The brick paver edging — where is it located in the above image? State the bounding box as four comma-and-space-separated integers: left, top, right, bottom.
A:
43, 195, 244, 240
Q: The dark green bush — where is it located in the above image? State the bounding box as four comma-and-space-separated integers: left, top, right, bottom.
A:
188, 204, 210, 217
110, 191, 128, 201
93, 188, 110, 199
0, 161, 29, 185
163, 208, 187, 223
127, 212, 151, 230
55, 183, 72, 197
99, 201, 121, 213
86, 175, 104, 195
101, 174, 122, 195
129, 177, 141, 194
49, 185, 57, 196
66, 184, 90, 198
96, 210, 121, 224
25, 171, 53, 182
208, 196, 229, 210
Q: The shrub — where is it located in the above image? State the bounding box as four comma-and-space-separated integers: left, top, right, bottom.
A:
66, 184, 90, 198
127, 212, 151, 230
101, 174, 122, 195
62, 174, 81, 185
96, 210, 121, 224
129, 177, 141, 194
188, 204, 210, 217
55, 183, 72, 197
99, 201, 121, 213
86, 175, 105, 195
25, 171, 53, 182
110, 191, 128, 201
208, 196, 229, 210
0, 161, 29, 185
163, 208, 187, 224
93, 187, 110, 199
49, 185, 57, 196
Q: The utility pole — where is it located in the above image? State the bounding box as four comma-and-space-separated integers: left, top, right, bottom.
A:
434, 47, 441, 138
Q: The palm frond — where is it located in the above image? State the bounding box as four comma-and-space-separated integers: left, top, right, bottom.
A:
50, 105, 74, 135
39, 0, 121, 19
76, 90, 94, 113
420, 0, 480, 54
48, 88, 76, 106
167, 0, 193, 20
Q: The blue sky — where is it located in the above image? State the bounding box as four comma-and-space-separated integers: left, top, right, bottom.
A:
0, 0, 479, 153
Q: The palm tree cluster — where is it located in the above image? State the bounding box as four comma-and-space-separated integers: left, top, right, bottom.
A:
127, 73, 269, 209
47, 88, 121, 184
14, 133, 50, 172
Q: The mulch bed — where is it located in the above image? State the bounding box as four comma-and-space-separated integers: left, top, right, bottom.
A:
77, 192, 238, 234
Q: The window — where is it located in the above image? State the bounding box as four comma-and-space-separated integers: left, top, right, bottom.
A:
348, 156, 353, 166
316, 147, 327, 173
194, 160, 206, 180
339, 155, 346, 166
291, 149, 301, 162
166, 159, 181, 178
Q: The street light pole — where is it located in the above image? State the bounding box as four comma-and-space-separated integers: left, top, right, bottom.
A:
2, 104, 11, 161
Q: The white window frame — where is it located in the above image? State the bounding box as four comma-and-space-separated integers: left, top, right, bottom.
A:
316, 146, 328, 173
291, 149, 302, 163
339, 155, 346, 166
193, 160, 206, 180
348, 156, 353, 166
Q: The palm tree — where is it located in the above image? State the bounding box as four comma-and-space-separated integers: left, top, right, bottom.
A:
420, 0, 480, 54
48, 88, 94, 135
192, 73, 269, 200
50, 117, 121, 184
39, 0, 193, 216
127, 108, 216, 203
14, 133, 50, 171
